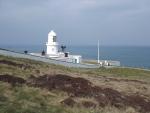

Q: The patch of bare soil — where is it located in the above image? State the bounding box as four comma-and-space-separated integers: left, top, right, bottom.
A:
61, 97, 97, 108
0, 59, 31, 69
28, 74, 150, 113
61, 97, 76, 107
0, 74, 150, 113
82, 75, 150, 97
0, 74, 26, 86
81, 100, 97, 108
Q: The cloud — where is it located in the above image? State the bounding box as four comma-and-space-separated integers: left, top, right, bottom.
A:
0, 0, 150, 46
1, 0, 149, 20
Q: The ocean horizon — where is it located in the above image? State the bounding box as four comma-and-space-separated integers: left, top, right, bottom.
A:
0, 45, 150, 69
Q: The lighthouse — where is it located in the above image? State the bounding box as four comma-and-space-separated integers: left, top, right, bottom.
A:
46, 30, 59, 57
29, 30, 82, 63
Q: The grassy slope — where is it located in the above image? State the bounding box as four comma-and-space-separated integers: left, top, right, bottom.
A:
0, 55, 150, 113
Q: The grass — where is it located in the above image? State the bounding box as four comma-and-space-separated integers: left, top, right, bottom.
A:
1, 54, 150, 82
0, 55, 150, 113
1, 54, 150, 77
0, 82, 139, 113
0, 82, 68, 113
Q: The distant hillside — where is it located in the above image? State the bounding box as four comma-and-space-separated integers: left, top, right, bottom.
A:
0, 55, 150, 113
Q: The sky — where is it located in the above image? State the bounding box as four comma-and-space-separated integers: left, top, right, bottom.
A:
0, 0, 150, 46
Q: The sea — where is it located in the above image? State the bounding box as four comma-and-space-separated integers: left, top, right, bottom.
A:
0, 45, 150, 69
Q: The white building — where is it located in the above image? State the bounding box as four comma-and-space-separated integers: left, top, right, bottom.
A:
31, 30, 82, 64
46, 30, 82, 63
46, 30, 59, 57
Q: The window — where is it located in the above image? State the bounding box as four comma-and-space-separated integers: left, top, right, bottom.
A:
53, 36, 56, 42
52, 48, 54, 51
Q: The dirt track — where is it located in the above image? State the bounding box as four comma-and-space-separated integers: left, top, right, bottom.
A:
0, 74, 150, 113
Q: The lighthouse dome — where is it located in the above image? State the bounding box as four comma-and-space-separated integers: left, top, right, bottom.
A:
47, 30, 58, 44
48, 30, 56, 36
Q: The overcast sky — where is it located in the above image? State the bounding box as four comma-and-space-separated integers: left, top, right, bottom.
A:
0, 0, 150, 46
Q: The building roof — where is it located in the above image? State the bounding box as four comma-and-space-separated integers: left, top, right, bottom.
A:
48, 30, 56, 36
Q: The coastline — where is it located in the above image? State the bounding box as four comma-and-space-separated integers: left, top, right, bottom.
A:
1, 45, 150, 69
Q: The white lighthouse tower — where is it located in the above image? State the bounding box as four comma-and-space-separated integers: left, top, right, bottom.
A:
46, 30, 59, 57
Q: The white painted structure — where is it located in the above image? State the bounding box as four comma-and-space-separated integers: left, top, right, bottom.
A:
45, 30, 82, 63
27, 30, 120, 66
71, 55, 82, 63
25, 30, 121, 66
46, 30, 59, 57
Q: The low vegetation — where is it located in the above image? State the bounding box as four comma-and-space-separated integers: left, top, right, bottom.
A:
0, 55, 150, 113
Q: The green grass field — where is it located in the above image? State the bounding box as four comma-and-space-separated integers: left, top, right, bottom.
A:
0, 55, 150, 113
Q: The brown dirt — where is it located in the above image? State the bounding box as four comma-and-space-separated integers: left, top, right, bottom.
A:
0, 59, 31, 69
28, 74, 150, 113
0, 74, 26, 86
127, 95, 150, 113
0, 74, 150, 113
61, 97, 76, 107
82, 74, 150, 97
27, 74, 93, 97
81, 100, 97, 108
61, 98, 97, 108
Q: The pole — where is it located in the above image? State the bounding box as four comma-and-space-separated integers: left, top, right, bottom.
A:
98, 40, 100, 63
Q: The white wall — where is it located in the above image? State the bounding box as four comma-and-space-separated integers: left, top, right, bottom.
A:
46, 45, 58, 55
